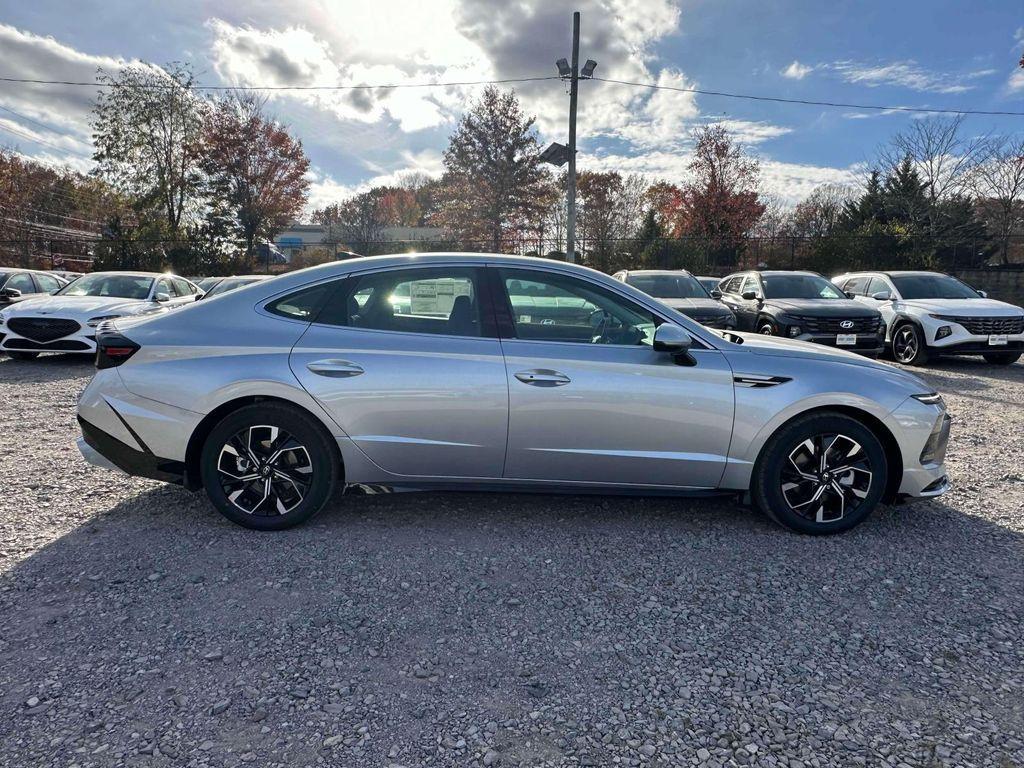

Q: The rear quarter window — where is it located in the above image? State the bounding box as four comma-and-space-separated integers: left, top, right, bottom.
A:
265, 282, 335, 321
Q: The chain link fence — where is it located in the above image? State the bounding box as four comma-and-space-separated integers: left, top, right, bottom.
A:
1, 233, 1022, 279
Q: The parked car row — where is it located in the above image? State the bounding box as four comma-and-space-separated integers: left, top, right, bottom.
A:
0, 272, 269, 360
616, 267, 1023, 367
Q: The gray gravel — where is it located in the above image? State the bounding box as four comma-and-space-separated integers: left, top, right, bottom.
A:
1, 353, 1023, 768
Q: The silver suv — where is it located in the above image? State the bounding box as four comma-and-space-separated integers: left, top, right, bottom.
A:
76, 254, 950, 534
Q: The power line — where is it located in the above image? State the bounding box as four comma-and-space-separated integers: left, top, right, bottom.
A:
0, 103, 66, 135
0, 75, 562, 91
591, 77, 1024, 117
0, 122, 91, 158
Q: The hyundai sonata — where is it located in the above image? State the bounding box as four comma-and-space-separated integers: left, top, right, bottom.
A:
76, 254, 950, 534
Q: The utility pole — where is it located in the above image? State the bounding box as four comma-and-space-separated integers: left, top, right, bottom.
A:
541, 12, 596, 264
566, 11, 580, 264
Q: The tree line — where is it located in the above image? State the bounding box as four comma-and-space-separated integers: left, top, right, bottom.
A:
1, 74, 1022, 277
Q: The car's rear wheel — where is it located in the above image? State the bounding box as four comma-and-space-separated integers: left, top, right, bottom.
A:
200, 403, 341, 530
891, 323, 930, 366
752, 412, 888, 535
982, 351, 1021, 365
6, 351, 39, 360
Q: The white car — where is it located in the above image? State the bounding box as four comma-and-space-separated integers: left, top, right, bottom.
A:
0, 272, 201, 360
833, 271, 1024, 366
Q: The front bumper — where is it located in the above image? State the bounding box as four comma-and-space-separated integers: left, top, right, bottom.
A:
1, 328, 97, 354
890, 398, 951, 499
795, 333, 884, 357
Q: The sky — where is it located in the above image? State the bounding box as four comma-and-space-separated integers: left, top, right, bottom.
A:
0, 0, 1022, 212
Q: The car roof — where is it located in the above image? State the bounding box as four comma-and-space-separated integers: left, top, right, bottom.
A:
840, 270, 947, 278
756, 270, 821, 276
620, 269, 694, 276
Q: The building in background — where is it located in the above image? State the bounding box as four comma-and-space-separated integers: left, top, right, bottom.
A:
274, 223, 446, 262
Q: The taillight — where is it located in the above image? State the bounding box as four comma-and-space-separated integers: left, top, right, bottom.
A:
96, 331, 140, 369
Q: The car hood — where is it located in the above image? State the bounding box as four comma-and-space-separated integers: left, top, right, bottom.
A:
767, 298, 879, 316
726, 329, 923, 379
897, 297, 1023, 316
658, 297, 731, 314
0, 295, 155, 320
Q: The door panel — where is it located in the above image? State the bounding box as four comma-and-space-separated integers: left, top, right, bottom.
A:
291, 327, 508, 477
288, 265, 508, 479
501, 342, 735, 487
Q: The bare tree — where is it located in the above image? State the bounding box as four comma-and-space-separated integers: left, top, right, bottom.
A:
879, 116, 987, 237
790, 184, 856, 239
973, 135, 1024, 265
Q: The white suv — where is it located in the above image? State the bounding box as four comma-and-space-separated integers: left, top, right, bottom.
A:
833, 271, 1024, 366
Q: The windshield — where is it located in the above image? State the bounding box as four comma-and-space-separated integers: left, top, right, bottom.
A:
205, 277, 260, 298
762, 274, 844, 300
891, 274, 980, 300
56, 274, 153, 300
626, 274, 708, 299
197, 277, 221, 292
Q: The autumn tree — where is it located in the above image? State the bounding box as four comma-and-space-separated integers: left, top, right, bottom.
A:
202, 93, 310, 259
320, 189, 391, 255
674, 125, 765, 261
92, 63, 207, 239
435, 87, 550, 250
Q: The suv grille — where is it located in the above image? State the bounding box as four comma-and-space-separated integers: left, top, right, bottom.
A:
933, 315, 1024, 335
7, 317, 81, 342
789, 315, 881, 334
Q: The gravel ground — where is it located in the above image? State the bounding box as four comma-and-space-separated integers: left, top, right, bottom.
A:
0, 353, 1022, 768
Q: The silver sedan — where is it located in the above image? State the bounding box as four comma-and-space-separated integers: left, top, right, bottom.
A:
76, 253, 950, 534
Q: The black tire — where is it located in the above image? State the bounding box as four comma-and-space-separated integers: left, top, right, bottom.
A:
752, 412, 888, 535
6, 351, 39, 360
982, 351, 1021, 365
199, 402, 341, 530
891, 322, 930, 366
758, 320, 776, 336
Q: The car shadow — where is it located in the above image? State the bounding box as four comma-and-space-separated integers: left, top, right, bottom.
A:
0, 353, 95, 383
898, 356, 1024, 389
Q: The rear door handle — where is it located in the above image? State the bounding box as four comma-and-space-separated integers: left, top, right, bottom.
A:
306, 359, 364, 378
514, 369, 571, 386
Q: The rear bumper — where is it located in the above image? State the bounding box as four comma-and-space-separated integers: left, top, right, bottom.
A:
78, 415, 185, 485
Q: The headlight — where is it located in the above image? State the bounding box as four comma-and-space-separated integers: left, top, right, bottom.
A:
912, 392, 945, 408
87, 314, 123, 328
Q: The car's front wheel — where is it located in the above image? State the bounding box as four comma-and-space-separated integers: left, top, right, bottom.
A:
200, 403, 341, 530
891, 323, 930, 366
758, 320, 776, 335
752, 412, 888, 535
982, 351, 1021, 365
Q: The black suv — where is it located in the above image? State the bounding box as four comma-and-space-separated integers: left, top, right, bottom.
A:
718, 270, 884, 357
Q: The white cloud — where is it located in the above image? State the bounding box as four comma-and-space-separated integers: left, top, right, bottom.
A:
0, 23, 142, 166
831, 59, 994, 94
1007, 69, 1024, 93
782, 61, 814, 80
306, 149, 446, 211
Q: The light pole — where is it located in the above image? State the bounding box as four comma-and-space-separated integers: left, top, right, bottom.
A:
542, 11, 596, 264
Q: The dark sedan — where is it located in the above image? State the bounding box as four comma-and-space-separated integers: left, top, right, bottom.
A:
718, 270, 884, 357
613, 269, 736, 329
0, 268, 66, 308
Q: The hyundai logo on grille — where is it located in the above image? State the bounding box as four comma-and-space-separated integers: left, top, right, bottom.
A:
839, 320, 855, 329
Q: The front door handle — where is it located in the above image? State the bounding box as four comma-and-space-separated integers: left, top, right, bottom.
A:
514, 369, 571, 386
307, 359, 364, 378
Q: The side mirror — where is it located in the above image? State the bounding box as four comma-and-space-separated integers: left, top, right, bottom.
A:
154, 292, 170, 303
195, 292, 206, 301
741, 290, 759, 302
977, 289, 988, 298
710, 289, 723, 299
653, 323, 696, 366
844, 291, 856, 299
870, 290, 892, 301
1, 288, 22, 299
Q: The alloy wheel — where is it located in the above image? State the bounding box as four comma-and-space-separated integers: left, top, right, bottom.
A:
779, 434, 873, 523
216, 425, 312, 516
893, 326, 918, 364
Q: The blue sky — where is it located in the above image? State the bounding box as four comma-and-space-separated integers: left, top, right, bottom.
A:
0, 0, 1021, 209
